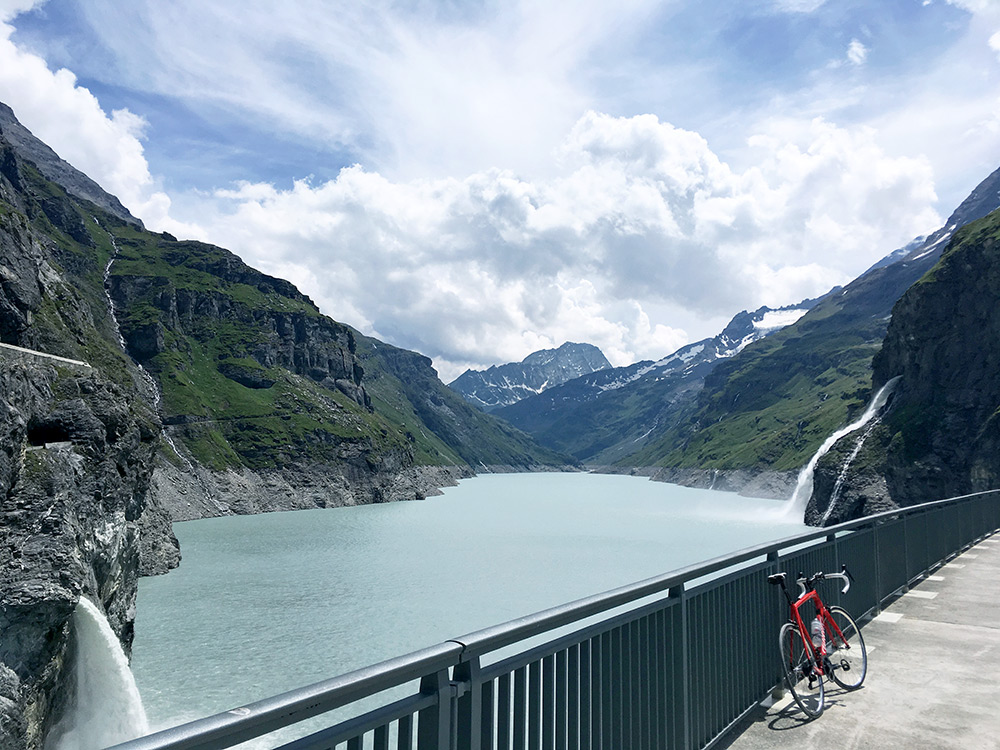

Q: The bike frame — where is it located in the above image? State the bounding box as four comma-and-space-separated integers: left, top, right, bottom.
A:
788, 585, 850, 675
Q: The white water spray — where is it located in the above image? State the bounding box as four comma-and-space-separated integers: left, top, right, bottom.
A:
48, 597, 149, 750
782, 377, 900, 521
820, 417, 882, 526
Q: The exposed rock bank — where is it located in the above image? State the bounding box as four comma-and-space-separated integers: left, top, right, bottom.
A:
592, 465, 798, 501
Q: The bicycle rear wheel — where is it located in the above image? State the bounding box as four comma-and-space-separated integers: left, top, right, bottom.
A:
779, 622, 824, 717
825, 606, 867, 690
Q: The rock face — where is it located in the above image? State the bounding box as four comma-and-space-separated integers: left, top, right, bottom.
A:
0, 129, 165, 746
449, 342, 611, 412
809, 208, 1000, 524
0, 103, 139, 227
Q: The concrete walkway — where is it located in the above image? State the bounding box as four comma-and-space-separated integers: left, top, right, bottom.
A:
722, 533, 1000, 750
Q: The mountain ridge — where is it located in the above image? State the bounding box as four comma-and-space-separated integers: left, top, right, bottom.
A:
449, 341, 611, 412
494, 302, 815, 465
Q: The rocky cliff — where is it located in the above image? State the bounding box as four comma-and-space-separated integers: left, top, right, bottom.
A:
808, 208, 1000, 524
0, 130, 169, 746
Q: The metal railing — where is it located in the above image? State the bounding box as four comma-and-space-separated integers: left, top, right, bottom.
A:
110, 490, 1000, 750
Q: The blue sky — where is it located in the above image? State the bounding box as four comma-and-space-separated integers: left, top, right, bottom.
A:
1, 0, 998, 380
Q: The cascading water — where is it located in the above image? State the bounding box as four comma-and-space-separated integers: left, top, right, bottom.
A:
48, 597, 149, 749
820, 417, 882, 525
782, 376, 900, 520
97, 219, 192, 470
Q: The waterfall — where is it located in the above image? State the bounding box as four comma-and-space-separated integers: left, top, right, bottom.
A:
97, 219, 192, 470
819, 417, 882, 525
48, 597, 149, 750
782, 376, 900, 520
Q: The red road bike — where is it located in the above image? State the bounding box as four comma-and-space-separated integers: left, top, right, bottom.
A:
768, 567, 868, 717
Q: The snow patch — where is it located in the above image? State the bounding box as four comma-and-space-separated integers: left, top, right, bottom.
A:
753, 309, 807, 333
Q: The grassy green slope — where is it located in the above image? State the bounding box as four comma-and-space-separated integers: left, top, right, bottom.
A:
84, 212, 567, 473
354, 332, 574, 468
634, 272, 916, 472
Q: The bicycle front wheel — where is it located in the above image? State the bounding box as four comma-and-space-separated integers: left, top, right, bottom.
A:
825, 606, 867, 690
779, 622, 824, 717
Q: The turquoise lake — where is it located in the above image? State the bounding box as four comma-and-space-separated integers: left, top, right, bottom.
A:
131, 472, 807, 733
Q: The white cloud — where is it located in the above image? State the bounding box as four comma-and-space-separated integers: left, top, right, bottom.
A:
0, 13, 199, 236
186, 112, 939, 381
945, 0, 995, 12
57, 0, 664, 182
847, 39, 868, 66
0, 2, 970, 381
990, 31, 1000, 59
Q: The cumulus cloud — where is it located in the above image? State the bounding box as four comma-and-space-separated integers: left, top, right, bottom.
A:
0, 9, 200, 236
191, 112, 939, 381
0, 3, 957, 381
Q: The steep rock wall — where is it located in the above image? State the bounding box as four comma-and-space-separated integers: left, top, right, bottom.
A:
810, 209, 1000, 524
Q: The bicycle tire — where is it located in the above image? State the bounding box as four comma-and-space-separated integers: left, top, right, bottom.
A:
779, 622, 824, 717
825, 606, 867, 690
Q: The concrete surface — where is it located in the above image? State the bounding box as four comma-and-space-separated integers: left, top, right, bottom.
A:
721, 532, 1000, 750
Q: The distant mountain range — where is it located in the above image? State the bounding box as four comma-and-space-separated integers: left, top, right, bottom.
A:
490, 302, 817, 465
449, 342, 611, 411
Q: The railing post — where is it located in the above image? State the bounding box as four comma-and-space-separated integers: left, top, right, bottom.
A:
669, 583, 690, 750
454, 657, 482, 750
418, 669, 453, 750
765, 551, 785, 700
872, 520, 882, 614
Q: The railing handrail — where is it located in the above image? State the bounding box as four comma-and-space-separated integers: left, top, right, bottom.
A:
109, 488, 1000, 750
449, 489, 997, 654
114, 642, 462, 750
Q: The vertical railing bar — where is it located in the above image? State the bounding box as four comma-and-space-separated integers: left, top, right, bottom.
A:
514, 667, 527, 750
542, 655, 555, 750
374, 724, 389, 750
579, 640, 591, 750
656, 607, 667, 750
481, 680, 495, 750
605, 626, 624, 747
625, 622, 635, 750
645, 612, 660, 747
672, 582, 689, 750
399, 714, 414, 750
497, 673, 511, 750
555, 650, 568, 750
567, 646, 579, 750
600, 630, 613, 750
528, 660, 541, 750
637, 615, 648, 750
